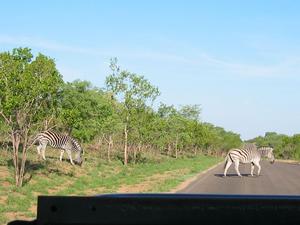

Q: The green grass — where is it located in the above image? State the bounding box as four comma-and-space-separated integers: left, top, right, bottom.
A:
0, 150, 221, 224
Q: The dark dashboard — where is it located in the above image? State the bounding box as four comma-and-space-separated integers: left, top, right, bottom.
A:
8, 194, 300, 225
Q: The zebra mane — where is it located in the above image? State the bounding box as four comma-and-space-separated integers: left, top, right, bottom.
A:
258, 147, 273, 156
242, 142, 257, 150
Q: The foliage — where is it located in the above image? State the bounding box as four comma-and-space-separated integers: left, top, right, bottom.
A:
1, 46, 299, 190
0, 49, 243, 164
0, 47, 63, 186
248, 132, 300, 160
105, 57, 160, 165
58, 80, 120, 142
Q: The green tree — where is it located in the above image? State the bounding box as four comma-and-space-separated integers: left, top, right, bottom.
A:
248, 132, 287, 159
105, 58, 160, 165
0, 48, 63, 186
97, 93, 123, 162
179, 104, 201, 121
58, 80, 113, 142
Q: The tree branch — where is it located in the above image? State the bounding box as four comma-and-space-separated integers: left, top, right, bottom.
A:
0, 111, 11, 124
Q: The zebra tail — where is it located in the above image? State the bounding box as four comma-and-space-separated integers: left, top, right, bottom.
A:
31, 134, 41, 145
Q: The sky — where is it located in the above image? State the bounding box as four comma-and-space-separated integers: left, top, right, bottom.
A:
1, 0, 300, 140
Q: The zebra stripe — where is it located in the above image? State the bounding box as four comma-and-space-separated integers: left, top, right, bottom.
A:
223, 144, 275, 177
33, 130, 83, 166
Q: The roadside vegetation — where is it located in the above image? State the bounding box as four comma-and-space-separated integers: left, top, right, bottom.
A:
0, 149, 220, 224
248, 132, 300, 160
0, 48, 241, 187
1, 47, 299, 223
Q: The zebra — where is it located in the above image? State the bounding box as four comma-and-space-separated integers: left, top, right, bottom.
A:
223, 144, 275, 177
32, 130, 83, 166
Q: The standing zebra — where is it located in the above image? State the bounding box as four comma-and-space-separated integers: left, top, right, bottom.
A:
223, 144, 275, 177
33, 130, 83, 166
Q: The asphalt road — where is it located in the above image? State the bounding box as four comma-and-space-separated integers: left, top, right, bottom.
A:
178, 161, 300, 195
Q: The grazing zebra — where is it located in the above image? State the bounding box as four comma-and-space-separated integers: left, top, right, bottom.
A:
33, 130, 83, 166
223, 144, 275, 177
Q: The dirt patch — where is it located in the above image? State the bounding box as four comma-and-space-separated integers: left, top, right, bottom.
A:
84, 187, 106, 196
9, 191, 25, 198
29, 179, 38, 185
5, 212, 29, 223
117, 170, 189, 193
32, 191, 42, 197
47, 179, 74, 195
170, 162, 223, 193
275, 159, 300, 164
1, 180, 11, 187
118, 182, 150, 193
0, 166, 10, 179
28, 204, 37, 215
0, 195, 7, 204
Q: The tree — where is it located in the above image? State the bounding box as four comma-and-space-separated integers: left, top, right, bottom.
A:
179, 104, 201, 121
58, 80, 114, 143
98, 93, 123, 162
0, 48, 63, 186
105, 58, 160, 165
248, 132, 287, 159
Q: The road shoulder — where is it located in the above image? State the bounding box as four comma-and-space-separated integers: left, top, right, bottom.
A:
275, 159, 300, 164
170, 161, 224, 193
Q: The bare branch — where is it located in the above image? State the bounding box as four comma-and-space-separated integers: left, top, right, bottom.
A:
0, 111, 11, 124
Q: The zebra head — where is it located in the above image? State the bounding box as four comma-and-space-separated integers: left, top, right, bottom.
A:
74, 144, 84, 166
258, 147, 275, 164
74, 150, 83, 166
266, 147, 275, 164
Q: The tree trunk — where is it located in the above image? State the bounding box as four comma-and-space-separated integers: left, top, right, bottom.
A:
167, 143, 171, 156
133, 142, 141, 164
11, 131, 20, 186
19, 129, 29, 187
124, 123, 128, 166
107, 135, 113, 162
98, 135, 104, 152
138, 142, 142, 154
133, 146, 137, 164
193, 146, 197, 156
175, 135, 179, 159
10, 128, 30, 187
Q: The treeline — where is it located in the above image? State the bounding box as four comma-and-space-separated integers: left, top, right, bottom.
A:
2, 48, 299, 187
55, 80, 243, 158
0, 48, 243, 186
248, 132, 300, 160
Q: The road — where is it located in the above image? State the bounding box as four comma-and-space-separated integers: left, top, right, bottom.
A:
178, 161, 300, 194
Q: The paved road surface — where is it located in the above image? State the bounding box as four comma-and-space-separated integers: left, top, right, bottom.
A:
178, 161, 300, 194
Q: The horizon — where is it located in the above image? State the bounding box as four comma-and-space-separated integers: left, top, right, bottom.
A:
1, 1, 300, 140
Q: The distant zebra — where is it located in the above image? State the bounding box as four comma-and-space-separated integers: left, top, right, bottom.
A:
223, 144, 275, 177
33, 130, 83, 166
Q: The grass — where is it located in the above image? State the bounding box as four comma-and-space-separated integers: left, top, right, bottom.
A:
0, 149, 221, 224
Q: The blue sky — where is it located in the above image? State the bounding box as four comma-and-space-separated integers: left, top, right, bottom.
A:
1, 0, 300, 140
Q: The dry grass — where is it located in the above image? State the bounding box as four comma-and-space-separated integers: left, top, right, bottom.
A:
117, 169, 189, 193
0, 149, 220, 224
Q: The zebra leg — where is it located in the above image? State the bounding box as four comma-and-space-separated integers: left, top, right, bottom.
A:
41, 143, 47, 161
234, 161, 242, 177
66, 149, 75, 165
37, 144, 42, 157
36, 144, 43, 160
59, 150, 64, 162
253, 161, 261, 176
250, 163, 255, 176
224, 160, 232, 177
